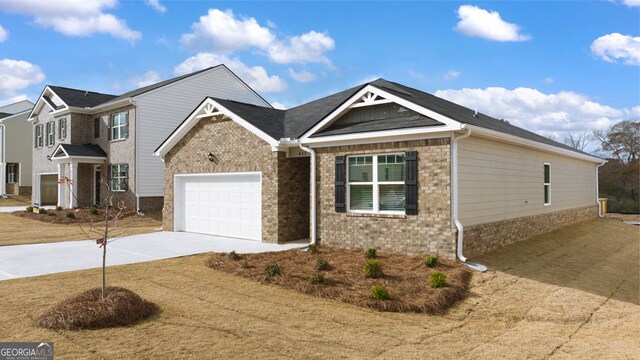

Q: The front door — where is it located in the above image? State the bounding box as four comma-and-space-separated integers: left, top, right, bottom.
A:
94, 167, 101, 205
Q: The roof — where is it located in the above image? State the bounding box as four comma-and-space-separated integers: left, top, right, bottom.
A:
53, 144, 107, 158
47, 86, 117, 108
212, 98, 285, 139
0, 112, 11, 119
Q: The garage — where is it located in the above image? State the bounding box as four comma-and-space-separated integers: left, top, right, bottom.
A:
175, 172, 262, 241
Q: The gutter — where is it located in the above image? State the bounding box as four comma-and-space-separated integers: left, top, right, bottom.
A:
297, 141, 316, 246
596, 162, 605, 217
451, 128, 487, 272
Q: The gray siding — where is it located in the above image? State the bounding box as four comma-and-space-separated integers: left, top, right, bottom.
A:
2, 112, 33, 186
457, 135, 597, 226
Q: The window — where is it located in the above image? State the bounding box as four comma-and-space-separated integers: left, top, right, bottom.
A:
58, 118, 67, 140
94, 118, 100, 138
544, 163, 551, 205
110, 112, 128, 141
347, 154, 406, 213
46, 121, 55, 146
110, 164, 128, 192
34, 124, 43, 148
7, 164, 16, 184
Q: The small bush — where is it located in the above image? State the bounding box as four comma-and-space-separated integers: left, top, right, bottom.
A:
309, 273, 325, 285
363, 260, 383, 278
430, 271, 447, 288
316, 258, 329, 271
26, 206, 33, 212
371, 285, 389, 301
90, 205, 98, 215
66, 212, 76, 219
365, 248, 377, 259
38, 208, 47, 214
307, 244, 318, 254
425, 255, 438, 268
265, 263, 281, 277
56, 206, 63, 211
228, 251, 241, 261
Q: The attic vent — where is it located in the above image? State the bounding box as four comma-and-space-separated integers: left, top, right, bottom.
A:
84, 91, 89, 96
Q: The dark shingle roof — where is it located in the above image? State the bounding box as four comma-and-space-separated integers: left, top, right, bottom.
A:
211, 99, 285, 139
314, 116, 442, 137
48, 86, 117, 108
56, 144, 107, 158
0, 112, 11, 119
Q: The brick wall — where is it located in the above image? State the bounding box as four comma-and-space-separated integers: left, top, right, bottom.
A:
278, 153, 310, 241
463, 205, 598, 258
315, 138, 456, 258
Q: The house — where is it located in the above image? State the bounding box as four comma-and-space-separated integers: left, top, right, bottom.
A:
0, 100, 35, 197
155, 78, 604, 262
27, 65, 270, 211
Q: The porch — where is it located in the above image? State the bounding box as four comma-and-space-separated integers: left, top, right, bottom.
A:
49, 144, 107, 208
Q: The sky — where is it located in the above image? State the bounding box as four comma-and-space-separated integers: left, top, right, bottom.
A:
0, 0, 638, 141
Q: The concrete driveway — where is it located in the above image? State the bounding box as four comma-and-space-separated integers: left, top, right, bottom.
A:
0, 232, 305, 281
0, 205, 55, 213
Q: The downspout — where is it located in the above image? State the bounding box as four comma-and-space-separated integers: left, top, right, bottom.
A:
0, 122, 5, 198
451, 127, 487, 272
298, 141, 316, 246
129, 98, 142, 215
596, 162, 605, 217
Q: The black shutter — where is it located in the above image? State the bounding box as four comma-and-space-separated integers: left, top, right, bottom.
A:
123, 112, 129, 139
405, 151, 418, 215
123, 164, 129, 191
107, 115, 112, 141
335, 156, 346, 212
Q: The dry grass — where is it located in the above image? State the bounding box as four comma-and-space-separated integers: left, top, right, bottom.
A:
0, 219, 637, 359
0, 194, 31, 206
37, 287, 159, 330
207, 247, 471, 314
0, 212, 161, 246
605, 212, 640, 222
14, 208, 142, 224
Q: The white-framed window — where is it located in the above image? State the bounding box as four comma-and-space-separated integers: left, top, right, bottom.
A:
46, 121, 55, 146
544, 163, 551, 205
347, 154, 406, 213
35, 124, 43, 148
110, 164, 128, 192
7, 164, 16, 184
110, 111, 128, 141
58, 118, 67, 140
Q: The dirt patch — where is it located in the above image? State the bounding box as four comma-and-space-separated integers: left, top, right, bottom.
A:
206, 246, 472, 314
605, 213, 640, 223
13, 207, 141, 224
37, 287, 159, 330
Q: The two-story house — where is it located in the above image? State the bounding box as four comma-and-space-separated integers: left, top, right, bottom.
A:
27, 65, 270, 211
1, 100, 35, 198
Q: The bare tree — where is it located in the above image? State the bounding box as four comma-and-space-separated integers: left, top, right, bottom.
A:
593, 120, 640, 164
563, 132, 592, 151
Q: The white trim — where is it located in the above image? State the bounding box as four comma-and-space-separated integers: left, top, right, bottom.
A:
544, 162, 551, 206
28, 86, 68, 121
35, 171, 58, 206
346, 153, 406, 215
154, 98, 279, 158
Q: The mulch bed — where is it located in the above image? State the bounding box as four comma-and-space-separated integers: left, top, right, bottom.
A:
12, 207, 138, 224
206, 246, 472, 314
37, 287, 159, 330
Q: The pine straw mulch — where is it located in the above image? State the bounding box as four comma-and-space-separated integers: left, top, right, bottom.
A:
12, 208, 140, 224
37, 287, 159, 330
206, 246, 472, 314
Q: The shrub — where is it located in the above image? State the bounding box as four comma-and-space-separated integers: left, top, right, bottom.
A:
56, 206, 63, 211
430, 271, 447, 288
307, 244, 318, 254
38, 208, 47, 214
66, 212, 76, 219
363, 260, 383, 278
365, 248, 377, 259
26, 206, 33, 212
265, 263, 281, 277
316, 258, 329, 271
309, 273, 325, 285
90, 205, 98, 215
371, 285, 389, 301
425, 255, 438, 268
228, 251, 241, 261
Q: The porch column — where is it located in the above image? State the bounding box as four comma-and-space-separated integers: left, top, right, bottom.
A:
69, 160, 78, 208
57, 163, 64, 208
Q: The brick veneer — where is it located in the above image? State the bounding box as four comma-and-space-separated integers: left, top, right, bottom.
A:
463, 205, 598, 258
315, 138, 457, 259
162, 115, 309, 243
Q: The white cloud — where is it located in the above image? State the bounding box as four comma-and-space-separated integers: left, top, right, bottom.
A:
0, 0, 140, 43
455, 5, 531, 42
0, 59, 45, 96
444, 70, 461, 80
130, 70, 161, 88
620, 0, 640, 7
408, 70, 426, 79
0, 25, 8, 42
591, 33, 640, 66
174, 53, 287, 93
145, 0, 166, 13
272, 102, 287, 110
268, 31, 335, 66
288, 68, 317, 83
434, 87, 638, 138
543, 77, 555, 84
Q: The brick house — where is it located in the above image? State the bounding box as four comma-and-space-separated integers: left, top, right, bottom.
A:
154, 78, 603, 265
27, 65, 270, 211
0, 100, 35, 197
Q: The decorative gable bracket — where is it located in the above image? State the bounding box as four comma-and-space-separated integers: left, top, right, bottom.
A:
349, 91, 392, 109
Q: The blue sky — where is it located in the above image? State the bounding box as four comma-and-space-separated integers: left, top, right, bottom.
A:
0, 0, 638, 139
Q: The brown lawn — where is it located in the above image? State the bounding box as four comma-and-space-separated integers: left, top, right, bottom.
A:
0, 194, 31, 207
0, 212, 162, 246
0, 218, 637, 359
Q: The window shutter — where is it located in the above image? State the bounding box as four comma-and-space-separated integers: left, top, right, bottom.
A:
123, 164, 129, 191
405, 151, 418, 215
34, 127, 37, 148
108, 115, 112, 141
123, 112, 129, 139
335, 156, 346, 212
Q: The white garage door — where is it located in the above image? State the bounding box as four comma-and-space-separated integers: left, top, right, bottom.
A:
176, 173, 262, 240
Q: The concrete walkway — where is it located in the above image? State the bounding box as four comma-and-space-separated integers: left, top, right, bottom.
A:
0, 205, 55, 213
0, 232, 306, 281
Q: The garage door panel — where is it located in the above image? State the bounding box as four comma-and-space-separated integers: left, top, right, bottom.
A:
177, 173, 262, 241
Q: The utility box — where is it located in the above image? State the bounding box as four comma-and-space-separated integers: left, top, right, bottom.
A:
598, 198, 608, 215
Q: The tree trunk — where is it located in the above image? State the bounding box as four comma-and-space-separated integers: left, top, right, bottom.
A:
102, 199, 109, 301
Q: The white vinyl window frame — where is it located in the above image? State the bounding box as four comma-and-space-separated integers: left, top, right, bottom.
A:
110, 164, 128, 192
35, 124, 43, 148
7, 164, 16, 184
544, 162, 551, 206
346, 153, 406, 215
46, 121, 55, 147
58, 118, 67, 140
110, 111, 128, 141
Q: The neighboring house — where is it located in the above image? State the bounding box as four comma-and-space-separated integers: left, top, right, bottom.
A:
0, 100, 35, 197
155, 78, 603, 261
27, 65, 270, 211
